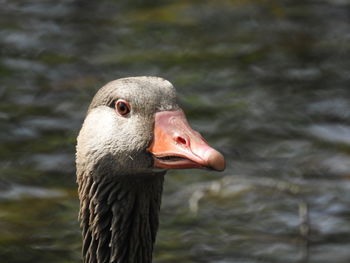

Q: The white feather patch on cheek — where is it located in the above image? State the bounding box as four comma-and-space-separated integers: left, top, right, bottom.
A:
78, 108, 119, 155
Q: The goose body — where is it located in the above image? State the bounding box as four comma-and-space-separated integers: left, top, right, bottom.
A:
76, 76, 225, 263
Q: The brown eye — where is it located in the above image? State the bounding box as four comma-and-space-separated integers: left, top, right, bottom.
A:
115, 99, 130, 116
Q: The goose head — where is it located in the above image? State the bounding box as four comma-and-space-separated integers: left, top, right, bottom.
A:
76, 76, 225, 179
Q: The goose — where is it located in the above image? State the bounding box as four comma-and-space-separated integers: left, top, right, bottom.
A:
76, 76, 225, 263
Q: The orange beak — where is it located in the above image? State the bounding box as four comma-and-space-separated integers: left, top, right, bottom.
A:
147, 110, 225, 171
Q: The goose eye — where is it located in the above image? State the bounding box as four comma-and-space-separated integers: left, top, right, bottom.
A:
115, 99, 130, 116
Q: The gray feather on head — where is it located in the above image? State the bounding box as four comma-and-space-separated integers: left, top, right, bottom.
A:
76, 76, 179, 177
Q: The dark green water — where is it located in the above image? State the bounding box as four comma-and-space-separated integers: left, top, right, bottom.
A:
1, 0, 350, 262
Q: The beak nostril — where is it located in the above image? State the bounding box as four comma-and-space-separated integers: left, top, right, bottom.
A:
175, 136, 187, 145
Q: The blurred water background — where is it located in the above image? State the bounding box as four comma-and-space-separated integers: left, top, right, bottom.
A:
1, 0, 350, 262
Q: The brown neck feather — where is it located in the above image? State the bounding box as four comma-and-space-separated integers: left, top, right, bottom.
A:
77, 169, 165, 263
